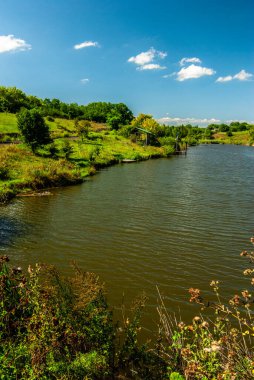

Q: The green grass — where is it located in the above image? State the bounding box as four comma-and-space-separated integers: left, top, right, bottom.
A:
0, 129, 169, 203
212, 131, 251, 145
0, 113, 18, 133
0, 113, 77, 136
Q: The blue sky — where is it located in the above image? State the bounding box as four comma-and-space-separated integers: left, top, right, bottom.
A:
0, 0, 253, 125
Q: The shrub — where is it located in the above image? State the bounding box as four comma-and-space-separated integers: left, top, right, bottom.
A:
17, 109, 51, 152
0, 258, 114, 379
0, 162, 10, 180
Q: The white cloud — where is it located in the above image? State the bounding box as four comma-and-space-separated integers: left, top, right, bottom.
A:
74, 41, 99, 49
137, 63, 166, 71
176, 64, 215, 81
81, 78, 89, 84
163, 72, 177, 78
233, 69, 253, 81
157, 116, 221, 126
158, 51, 167, 59
216, 75, 233, 83
179, 57, 202, 66
128, 47, 167, 70
216, 69, 253, 83
0, 34, 31, 53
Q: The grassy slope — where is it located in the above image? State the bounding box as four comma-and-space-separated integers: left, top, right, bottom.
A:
0, 113, 17, 133
211, 131, 251, 145
0, 114, 166, 203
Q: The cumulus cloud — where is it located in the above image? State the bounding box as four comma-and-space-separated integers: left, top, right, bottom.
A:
179, 57, 202, 66
0, 34, 31, 53
81, 78, 89, 84
234, 69, 253, 81
128, 47, 167, 70
74, 41, 99, 49
176, 64, 215, 81
216, 69, 253, 83
157, 116, 221, 126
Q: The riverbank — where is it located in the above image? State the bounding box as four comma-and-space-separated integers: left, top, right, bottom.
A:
0, 127, 171, 204
199, 130, 253, 146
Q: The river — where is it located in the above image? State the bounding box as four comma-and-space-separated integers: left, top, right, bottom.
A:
1, 144, 254, 327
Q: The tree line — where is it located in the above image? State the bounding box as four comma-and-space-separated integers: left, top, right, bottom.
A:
0, 86, 133, 127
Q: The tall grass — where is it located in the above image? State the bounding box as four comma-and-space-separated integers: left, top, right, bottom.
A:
1, 238, 254, 379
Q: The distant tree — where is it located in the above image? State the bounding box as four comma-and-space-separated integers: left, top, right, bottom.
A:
218, 124, 230, 132
0, 86, 28, 113
131, 114, 153, 128
203, 128, 213, 139
27, 95, 43, 109
113, 103, 133, 124
17, 109, 51, 152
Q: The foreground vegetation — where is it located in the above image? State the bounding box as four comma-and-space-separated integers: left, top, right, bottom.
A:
1, 237, 254, 379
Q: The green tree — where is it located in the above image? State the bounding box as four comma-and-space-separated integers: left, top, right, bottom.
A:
62, 140, 73, 159
17, 109, 51, 152
76, 120, 91, 140
106, 112, 122, 130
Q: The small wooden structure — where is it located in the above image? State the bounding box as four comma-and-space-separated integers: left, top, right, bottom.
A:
133, 127, 155, 145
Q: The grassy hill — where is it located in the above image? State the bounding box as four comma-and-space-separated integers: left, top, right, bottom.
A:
212, 131, 251, 145
0, 113, 168, 203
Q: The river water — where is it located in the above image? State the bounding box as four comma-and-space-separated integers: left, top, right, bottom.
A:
1, 144, 254, 326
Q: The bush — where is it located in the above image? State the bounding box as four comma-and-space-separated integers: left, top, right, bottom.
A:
0, 258, 114, 379
0, 162, 10, 180
17, 109, 51, 152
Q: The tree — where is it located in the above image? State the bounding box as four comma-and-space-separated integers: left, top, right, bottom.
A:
17, 109, 51, 152
106, 112, 122, 130
62, 140, 73, 159
76, 120, 91, 140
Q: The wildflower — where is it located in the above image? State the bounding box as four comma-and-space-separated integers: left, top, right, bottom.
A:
178, 322, 185, 330
241, 290, 251, 299
204, 341, 221, 352
243, 269, 253, 275
189, 288, 203, 303
201, 321, 209, 329
250, 237, 254, 243
192, 316, 201, 324
210, 280, 219, 288
229, 294, 240, 306
230, 328, 238, 337
220, 335, 228, 343
251, 278, 254, 285
240, 250, 248, 256
181, 348, 191, 357
187, 325, 194, 332
0, 255, 9, 263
